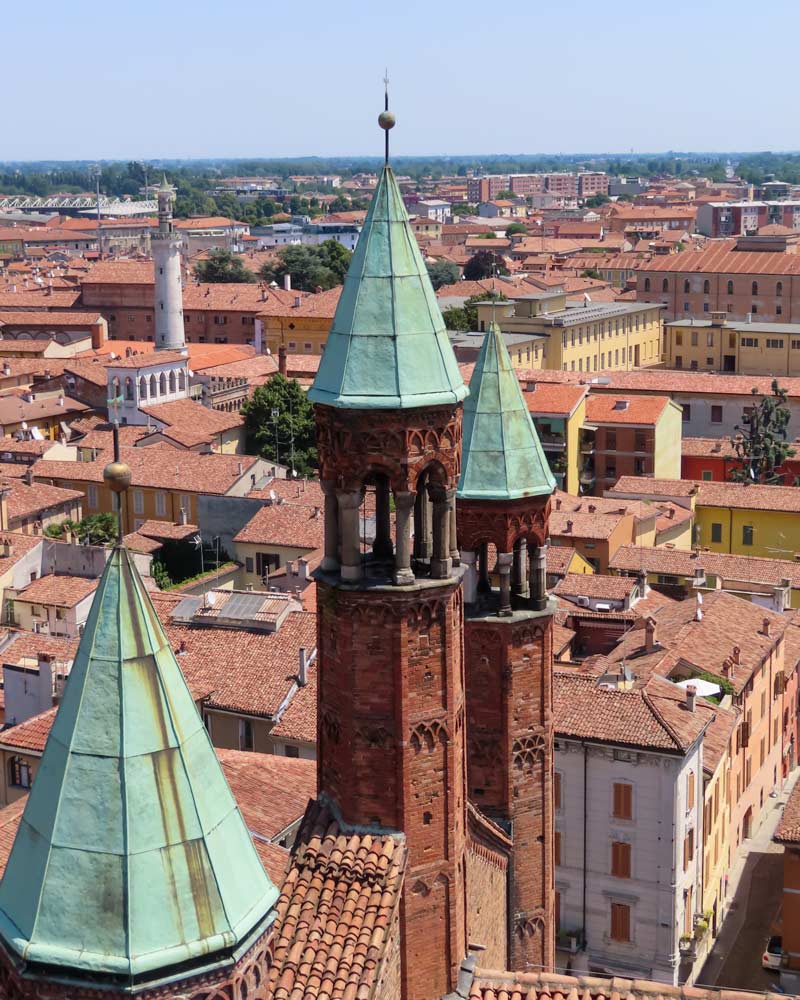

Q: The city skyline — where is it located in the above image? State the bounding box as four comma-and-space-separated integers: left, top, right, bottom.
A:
6, 0, 798, 160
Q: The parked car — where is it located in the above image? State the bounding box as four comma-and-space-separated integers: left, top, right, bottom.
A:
763, 935, 783, 970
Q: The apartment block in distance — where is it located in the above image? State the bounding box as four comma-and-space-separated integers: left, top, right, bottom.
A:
665, 312, 800, 376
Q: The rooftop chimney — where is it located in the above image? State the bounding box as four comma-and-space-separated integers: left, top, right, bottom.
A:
179, 507, 188, 525
565, 519, 573, 533
283, 273, 292, 292
732, 645, 741, 665
298, 647, 309, 686
555, 497, 562, 510
645, 616, 656, 654
762, 618, 771, 637
278, 344, 287, 377
685, 684, 696, 713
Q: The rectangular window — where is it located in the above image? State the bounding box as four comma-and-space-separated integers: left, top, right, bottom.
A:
155, 491, 166, 517
711, 405, 723, 423
613, 782, 632, 820
702, 470, 713, 481
554, 771, 562, 810
133, 490, 144, 515
245, 556, 254, 574
284, 745, 300, 758
687, 770, 695, 810
634, 431, 646, 452
675, 355, 683, 368
555, 830, 562, 866
681, 404, 690, 422
606, 430, 617, 450
87, 485, 98, 510
767, 339, 784, 349
675, 332, 683, 346
707, 332, 714, 347
239, 718, 254, 751
742, 525, 754, 546
711, 522, 722, 543
611, 841, 631, 878
610, 902, 631, 942
691, 331, 698, 347
741, 337, 758, 348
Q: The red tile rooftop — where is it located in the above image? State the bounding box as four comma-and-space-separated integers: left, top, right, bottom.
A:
638, 242, 800, 274
554, 573, 637, 602
524, 382, 587, 416
233, 502, 324, 550
585, 393, 670, 425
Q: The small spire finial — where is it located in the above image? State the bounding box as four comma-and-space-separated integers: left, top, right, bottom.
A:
378, 70, 395, 166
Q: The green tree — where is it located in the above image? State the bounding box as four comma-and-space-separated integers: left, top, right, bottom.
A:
194, 249, 256, 283
584, 194, 610, 208
242, 375, 317, 476
581, 268, 602, 279
426, 260, 460, 290
46, 513, 119, 544
505, 222, 527, 237
442, 292, 507, 332
463, 251, 509, 281
495, 190, 515, 200
451, 203, 472, 217
258, 241, 352, 291
730, 380, 796, 484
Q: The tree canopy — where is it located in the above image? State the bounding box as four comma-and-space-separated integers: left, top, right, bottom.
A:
442, 292, 508, 332
426, 260, 460, 290
44, 513, 119, 545
194, 248, 256, 283
505, 222, 527, 237
463, 251, 510, 281
242, 375, 317, 477
258, 241, 352, 291
730, 380, 796, 484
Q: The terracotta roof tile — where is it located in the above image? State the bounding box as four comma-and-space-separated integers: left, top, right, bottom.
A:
34, 443, 259, 495
3, 478, 82, 524
164, 610, 317, 718
267, 798, 406, 1000
15, 573, 97, 608
555, 573, 637, 602
233, 503, 324, 550
586, 394, 670, 425
639, 243, 800, 275
610, 544, 800, 589
0, 706, 57, 752
524, 382, 587, 416
613, 475, 800, 513
140, 398, 243, 448
549, 510, 626, 541
546, 545, 578, 576
468, 969, 763, 1000
776, 780, 800, 844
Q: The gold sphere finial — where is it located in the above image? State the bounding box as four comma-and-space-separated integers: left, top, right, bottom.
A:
103, 460, 132, 494
378, 111, 396, 131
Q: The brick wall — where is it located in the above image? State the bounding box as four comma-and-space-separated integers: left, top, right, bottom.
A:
465, 839, 508, 968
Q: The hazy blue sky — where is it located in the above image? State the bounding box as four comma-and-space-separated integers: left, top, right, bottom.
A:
5, 0, 796, 160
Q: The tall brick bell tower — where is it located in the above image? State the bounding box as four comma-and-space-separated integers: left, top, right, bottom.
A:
457, 322, 557, 973
308, 104, 471, 1000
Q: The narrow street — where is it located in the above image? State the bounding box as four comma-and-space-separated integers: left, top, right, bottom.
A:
698, 771, 799, 992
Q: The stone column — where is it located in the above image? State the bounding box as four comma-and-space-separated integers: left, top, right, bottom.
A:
337, 489, 363, 582
449, 494, 460, 566
430, 487, 454, 580
320, 480, 339, 573
393, 491, 415, 586
529, 543, 548, 611
372, 479, 393, 560
514, 537, 529, 598
461, 550, 477, 604
497, 551, 513, 616
413, 487, 432, 561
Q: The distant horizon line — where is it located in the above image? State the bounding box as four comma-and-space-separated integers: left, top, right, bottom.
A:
1, 150, 800, 167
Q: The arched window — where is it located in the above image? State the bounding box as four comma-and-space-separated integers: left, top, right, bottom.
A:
703, 279, 710, 295
125, 377, 133, 401
662, 278, 669, 293
178, 369, 186, 391
159, 372, 167, 395
683, 279, 690, 294
727, 280, 734, 295
752, 281, 759, 296
139, 376, 147, 400
168, 370, 177, 393
9, 755, 31, 789
644, 278, 651, 292
150, 373, 157, 397
777, 281, 783, 297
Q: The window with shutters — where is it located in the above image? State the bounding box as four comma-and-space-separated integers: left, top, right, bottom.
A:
155, 491, 166, 517
555, 831, 562, 866
612, 782, 633, 820
683, 828, 695, 870
133, 490, 144, 514
610, 902, 631, 942
611, 841, 631, 878
555, 891, 561, 933
687, 770, 695, 811
554, 771, 562, 811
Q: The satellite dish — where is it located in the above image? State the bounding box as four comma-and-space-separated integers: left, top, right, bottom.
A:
206, 591, 216, 606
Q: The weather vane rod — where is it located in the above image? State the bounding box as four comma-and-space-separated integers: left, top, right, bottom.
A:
379, 70, 395, 167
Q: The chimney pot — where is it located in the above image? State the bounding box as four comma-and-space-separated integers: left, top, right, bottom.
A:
565, 519, 573, 533
732, 645, 741, 664
644, 616, 656, 653
763, 618, 771, 637
685, 684, 696, 712
298, 646, 308, 686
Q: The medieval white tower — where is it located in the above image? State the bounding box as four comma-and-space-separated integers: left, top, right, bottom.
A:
152, 176, 186, 354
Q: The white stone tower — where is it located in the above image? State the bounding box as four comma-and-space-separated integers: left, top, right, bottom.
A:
153, 176, 186, 354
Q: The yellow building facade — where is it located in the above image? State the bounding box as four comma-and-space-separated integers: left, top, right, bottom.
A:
476, 293, 663, 373
665, 315, 800, 376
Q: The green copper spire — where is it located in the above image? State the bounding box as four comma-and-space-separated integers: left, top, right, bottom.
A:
0, 547, 276, 981
308, 164, 467, 409
458, 323, 556, 501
